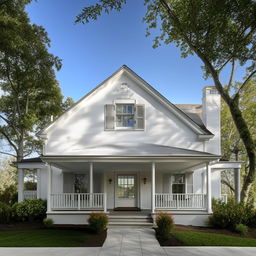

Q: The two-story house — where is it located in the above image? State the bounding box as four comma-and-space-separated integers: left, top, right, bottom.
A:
17, 65, 242, 226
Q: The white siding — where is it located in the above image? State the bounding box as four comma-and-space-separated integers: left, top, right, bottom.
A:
44, 71, 205, 155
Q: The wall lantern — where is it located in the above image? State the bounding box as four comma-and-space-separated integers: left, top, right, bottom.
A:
108, 178, 112, 184
143, 177, 147, 184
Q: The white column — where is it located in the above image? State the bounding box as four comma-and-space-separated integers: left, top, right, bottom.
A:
36, 169, 41, 199
103, 172, 107, 212
89, 162, 93, 194
206, 163, 212, 213
18, 168, 24, 202
234, 168, 241, 203
47, 165, 52, 212
151, 162, 155, 214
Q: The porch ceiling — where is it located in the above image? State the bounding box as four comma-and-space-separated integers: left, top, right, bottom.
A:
52, 159, 208, 173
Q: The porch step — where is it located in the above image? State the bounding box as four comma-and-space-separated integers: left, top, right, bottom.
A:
108, 214, 153, 227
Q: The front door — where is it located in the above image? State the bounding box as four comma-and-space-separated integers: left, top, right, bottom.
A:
115, 175, 136, 207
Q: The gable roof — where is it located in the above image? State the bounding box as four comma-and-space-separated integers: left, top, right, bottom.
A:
38, 65, 213, 137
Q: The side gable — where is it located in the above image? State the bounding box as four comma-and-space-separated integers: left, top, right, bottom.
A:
39, 65, 213, 139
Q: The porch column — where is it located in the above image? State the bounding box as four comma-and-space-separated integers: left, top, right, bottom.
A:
36, 169, 41, 199
234, 168, 241, 203
206, 163, 212, 213
89, 162, 93, 193
151, 162, 155, 214
18, 168, 24, 202
47, 165, 52, 212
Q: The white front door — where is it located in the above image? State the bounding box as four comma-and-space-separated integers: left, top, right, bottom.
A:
115, 174, 136, 207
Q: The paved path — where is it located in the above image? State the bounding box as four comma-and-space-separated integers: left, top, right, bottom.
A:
99, 228, 165, 256
0, 228, 256, 256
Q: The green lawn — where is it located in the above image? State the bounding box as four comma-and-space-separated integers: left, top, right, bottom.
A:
172, 231, 256, 246
0, 229, 92, 247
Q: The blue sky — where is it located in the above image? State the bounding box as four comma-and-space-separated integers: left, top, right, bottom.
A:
26, 0, 234, 104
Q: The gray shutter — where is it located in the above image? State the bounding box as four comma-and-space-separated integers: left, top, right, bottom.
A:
135, 105, 145, 129
105, 104, 115, 130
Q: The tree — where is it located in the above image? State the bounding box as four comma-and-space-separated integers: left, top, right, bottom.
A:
0, 0, 72, 162
0, 157, 18, 204
221, 79, 256, 203
77, 0, 256, 202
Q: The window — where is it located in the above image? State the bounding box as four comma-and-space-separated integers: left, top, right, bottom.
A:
104, 104, 145, 130
172, 174, 185, 194
117, 175, 135, 198
116, 104, 135, 128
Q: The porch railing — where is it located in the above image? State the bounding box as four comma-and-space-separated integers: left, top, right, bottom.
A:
155, 193, 206, 209
24, 190, 37, 200
220, 194, 228, 203
50, 193, 106, 211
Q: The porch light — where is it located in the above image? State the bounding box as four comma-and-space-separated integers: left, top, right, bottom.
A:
108, 178, 112, 184
143, 177, 147, 184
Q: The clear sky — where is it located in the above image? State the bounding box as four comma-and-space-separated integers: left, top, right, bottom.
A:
26, 0, 233, 104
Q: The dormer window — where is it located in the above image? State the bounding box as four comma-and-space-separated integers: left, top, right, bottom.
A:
104, 103, 145, 130
116, 104, 135, 128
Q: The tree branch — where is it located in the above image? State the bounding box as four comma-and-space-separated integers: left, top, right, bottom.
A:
0, 130, 18, 155
227, 58, 236, 92
233, 69, 256, 101
221, 180, 235, 192
0, 151, 16, 157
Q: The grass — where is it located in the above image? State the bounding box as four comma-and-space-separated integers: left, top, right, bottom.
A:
172, 231, 256, 247
0, 229, 91, 247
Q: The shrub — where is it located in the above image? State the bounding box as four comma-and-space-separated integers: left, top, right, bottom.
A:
43, 218, 54, 228
234, 224, 248, 235
249, 211, 256, 228
88, 212, 108, 233
15, 199, 47, 222
0, 202, 12, 224
156, 212, 174, 239
209, 200, 254, 230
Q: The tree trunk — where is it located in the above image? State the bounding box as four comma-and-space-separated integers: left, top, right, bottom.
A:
228, 99, 256, 202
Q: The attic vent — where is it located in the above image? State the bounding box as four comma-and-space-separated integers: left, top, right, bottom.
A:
120, 83, 128, 90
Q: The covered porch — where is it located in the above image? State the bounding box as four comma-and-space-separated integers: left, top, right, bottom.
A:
42, 155, 219, 214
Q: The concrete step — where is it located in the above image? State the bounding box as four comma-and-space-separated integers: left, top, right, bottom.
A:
109, 219, 152, 223
108, 222, 153, 227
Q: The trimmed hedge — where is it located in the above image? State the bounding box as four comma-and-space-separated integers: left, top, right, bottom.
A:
88, 212, 108, 233
14, 199, 47, 222
156, 212, 175, 239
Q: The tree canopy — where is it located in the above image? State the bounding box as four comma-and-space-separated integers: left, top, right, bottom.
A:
0, 0, 73, 161
77, 0, 256, 201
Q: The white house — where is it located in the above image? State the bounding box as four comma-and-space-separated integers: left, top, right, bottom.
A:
17, 65, 242, 226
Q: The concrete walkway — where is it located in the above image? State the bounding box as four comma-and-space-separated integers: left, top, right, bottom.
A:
99, 227, 165, 256
0, 228, 256, 256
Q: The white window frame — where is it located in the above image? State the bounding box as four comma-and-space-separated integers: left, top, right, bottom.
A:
115, 104, 136, 129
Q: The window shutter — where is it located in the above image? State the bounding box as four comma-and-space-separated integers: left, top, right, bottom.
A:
135, 105, 145, 129
105, 104, 115, 130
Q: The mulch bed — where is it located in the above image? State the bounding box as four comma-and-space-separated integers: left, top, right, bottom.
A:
0, 222, 107, 247
0, 221, 43, 231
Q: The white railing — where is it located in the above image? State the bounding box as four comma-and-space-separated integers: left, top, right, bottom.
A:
220, 194, 228, 203
51, 193, 106, 211
155, 193, 206, 209
24, 190, 37, 200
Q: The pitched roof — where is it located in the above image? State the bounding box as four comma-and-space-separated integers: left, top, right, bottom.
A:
38, 65, 213, 136
42, 143, 218, 158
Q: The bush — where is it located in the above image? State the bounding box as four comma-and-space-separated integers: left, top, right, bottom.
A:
156, 212, 174, 239
43, 218, 54, 228
0, 202, 12, 224
249, 211, 256, 228
209, 200, 255, 230
235, 224, 248, 235
15, 199, 47, 222
88, 212, 108, 233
